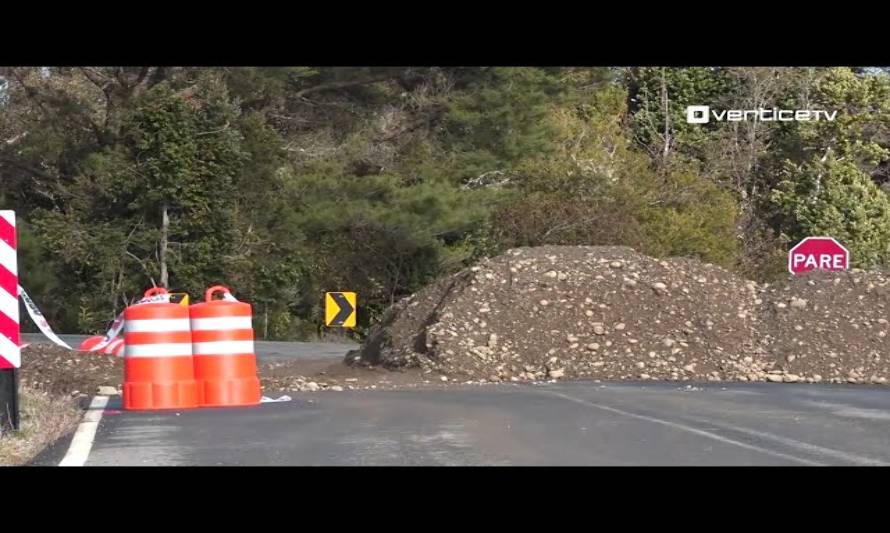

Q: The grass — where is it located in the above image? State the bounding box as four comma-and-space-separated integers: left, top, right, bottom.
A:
0, 387, 83, 466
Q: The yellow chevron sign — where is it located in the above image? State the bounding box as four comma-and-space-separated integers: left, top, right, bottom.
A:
325, 292, 356, 328
169, 293, 190, 306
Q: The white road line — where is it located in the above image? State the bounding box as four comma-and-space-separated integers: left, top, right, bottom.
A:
537, 389, 822, 466
59, 396, 108, 467
684, 415, 890, 466
802, 400, 890, 421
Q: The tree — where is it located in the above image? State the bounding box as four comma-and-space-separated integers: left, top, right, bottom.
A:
485, 73, 740, 267
772, 156, 890, 268
275, 161, 492, 336
442, 67, 563, 183
625, 67, 732, 171
28, 75, 249, 330
769, 68, 890, 270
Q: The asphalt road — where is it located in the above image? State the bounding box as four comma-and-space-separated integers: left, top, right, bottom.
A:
32, 381, 890, 466
21, 333, 357, 361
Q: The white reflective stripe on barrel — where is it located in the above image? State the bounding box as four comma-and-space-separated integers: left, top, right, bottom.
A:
125, 343, 193, 358
190, 316, 253, 331
193, 340, 255, 356
124, 318, 191, 333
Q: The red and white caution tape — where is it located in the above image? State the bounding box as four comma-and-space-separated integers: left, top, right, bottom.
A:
17, 282, 169, 355
14, 260, 237, 361
80, 335, 124, 356
18, 284, 72, 349
90, 291, 170, 352
17, 289, 125, 355
89, 311, 125, 352
138, 292, 172, 305
1, 212, 181, 360
1, 210, 121, 357
100, 337, 125, 356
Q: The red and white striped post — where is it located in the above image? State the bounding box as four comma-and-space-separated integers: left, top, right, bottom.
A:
0, 210, 20, 431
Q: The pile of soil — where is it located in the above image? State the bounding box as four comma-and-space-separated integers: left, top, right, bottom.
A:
758, 271, 890, 384
350, 245, 890, 385
19, 344, 123, 398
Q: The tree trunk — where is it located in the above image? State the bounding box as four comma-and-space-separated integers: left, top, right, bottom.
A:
159, 203, 169, 289
625, 67, 641, 115
263, 303, 269, 340
661, 67, 671, 164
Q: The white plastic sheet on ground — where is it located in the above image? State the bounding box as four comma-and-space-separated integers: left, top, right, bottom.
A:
261, 395, 293, 403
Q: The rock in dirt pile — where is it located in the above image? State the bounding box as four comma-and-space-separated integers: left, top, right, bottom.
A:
349, 245, 890, 385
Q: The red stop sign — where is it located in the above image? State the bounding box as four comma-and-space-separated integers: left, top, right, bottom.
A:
788, 237, 850, 275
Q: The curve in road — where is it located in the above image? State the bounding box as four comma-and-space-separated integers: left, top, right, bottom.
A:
32, 381, 890, 466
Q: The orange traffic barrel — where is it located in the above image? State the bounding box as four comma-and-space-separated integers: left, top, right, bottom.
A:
123, 287, 199, 410
79, 335, 125, 357
190, 285, 261, 407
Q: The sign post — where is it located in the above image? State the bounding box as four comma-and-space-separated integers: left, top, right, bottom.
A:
0, 210, 20, 432
0, 369, 18, 433
788, 236, 850, 276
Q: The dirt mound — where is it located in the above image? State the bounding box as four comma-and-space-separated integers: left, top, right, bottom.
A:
18, 345, 123, 397
351, 246, 769, 382
758, 271, 890, 384
350, 245, 890, 385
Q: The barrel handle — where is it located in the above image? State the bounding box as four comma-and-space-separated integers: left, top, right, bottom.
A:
205, 285, 231, 302
144, 287, 169, 297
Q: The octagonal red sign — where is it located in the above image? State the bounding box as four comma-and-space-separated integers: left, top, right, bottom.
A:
788, 237, 850, 275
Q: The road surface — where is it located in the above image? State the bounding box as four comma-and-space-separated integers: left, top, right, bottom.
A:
31, 380, 890, 466
21, 334, 357, 361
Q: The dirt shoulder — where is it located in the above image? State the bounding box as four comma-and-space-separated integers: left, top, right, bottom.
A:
260, 357, 489, 393
1, 345, 122, 466
0, 386, 83, 466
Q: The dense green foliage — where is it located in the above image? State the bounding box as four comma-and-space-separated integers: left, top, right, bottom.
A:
2, 66, 889, 338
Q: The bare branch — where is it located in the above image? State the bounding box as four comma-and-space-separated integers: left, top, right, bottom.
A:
0, 156, 57, 182
79, 67, 112, 90
294, 73, 400, 99
114, 67, 129, 88
4, 131, 28, 145
148, 67, 168, 88
540, 215, 603, 241
125, 250, 157, 287
194, 121, 231, 136
135, 66, 150, 86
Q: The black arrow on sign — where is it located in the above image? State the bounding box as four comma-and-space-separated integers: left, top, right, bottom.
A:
330, 293, 354, 326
